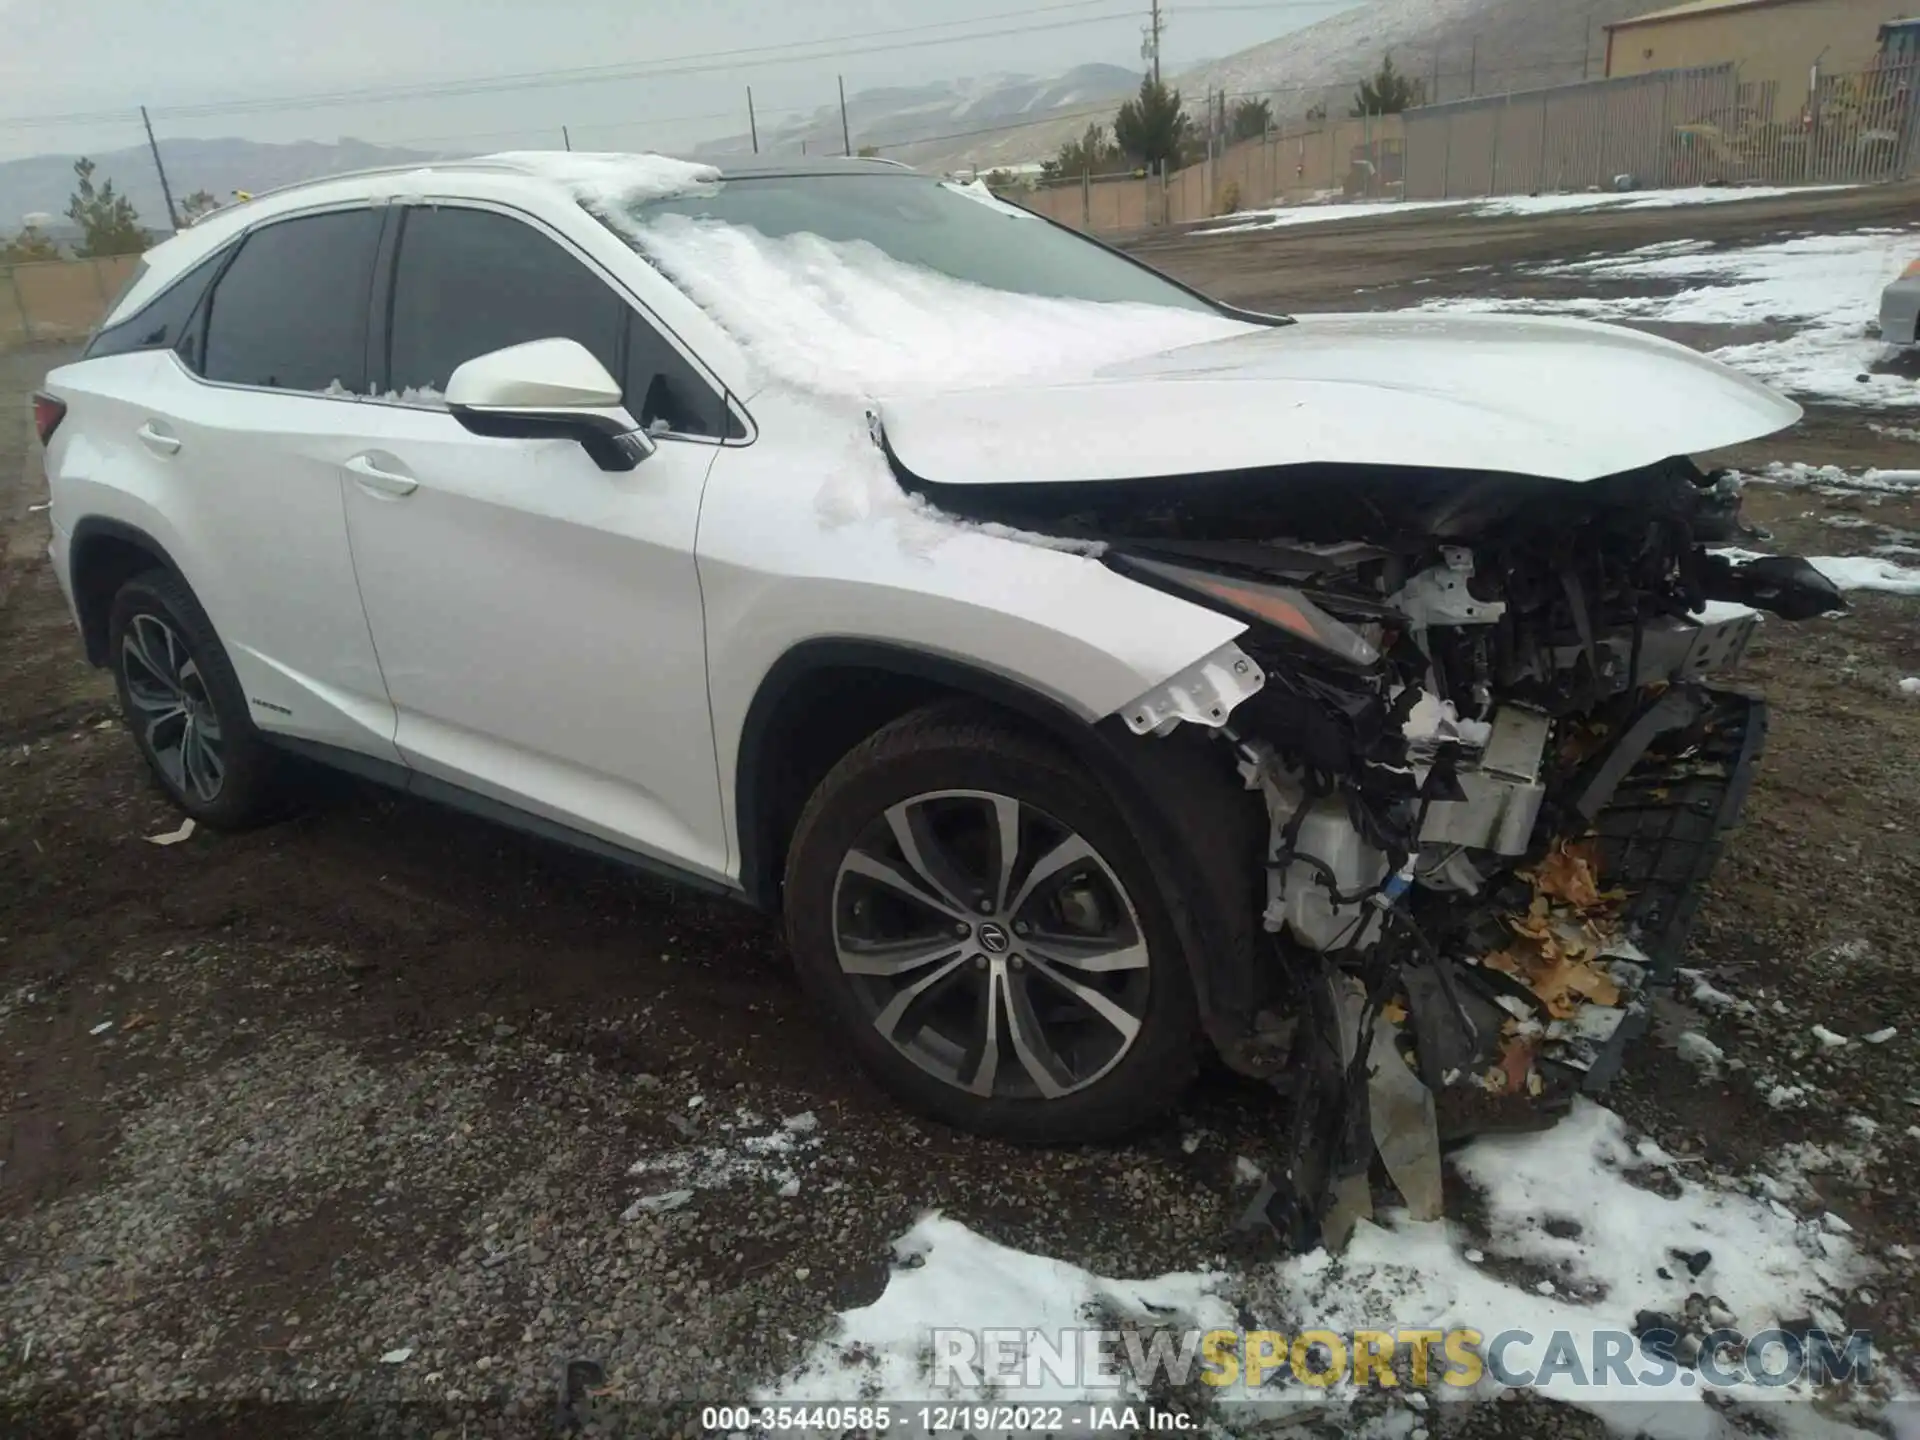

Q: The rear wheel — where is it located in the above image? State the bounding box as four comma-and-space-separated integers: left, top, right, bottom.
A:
784, 704, 1198, 1142
108, 570, 286, 829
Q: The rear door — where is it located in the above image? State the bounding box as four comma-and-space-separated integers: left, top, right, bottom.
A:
336, 202, 733, 880
93, 207, 400, 761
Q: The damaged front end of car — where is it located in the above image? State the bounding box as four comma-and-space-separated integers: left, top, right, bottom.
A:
903, 452, 1844, 1251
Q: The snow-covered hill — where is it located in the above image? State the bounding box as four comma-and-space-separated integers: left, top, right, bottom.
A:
1183, 0, 1658, 116
910, 0, 1656, 173
697, 63, 1143, 168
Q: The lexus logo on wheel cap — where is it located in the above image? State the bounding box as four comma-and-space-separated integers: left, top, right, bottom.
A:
977, 922, 1011, 954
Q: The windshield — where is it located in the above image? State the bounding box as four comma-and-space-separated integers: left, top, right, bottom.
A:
625, 172, 1219, 313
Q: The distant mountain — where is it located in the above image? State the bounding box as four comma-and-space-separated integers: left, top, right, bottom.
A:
0, 137, 442, 234
698, 63, 1144, 171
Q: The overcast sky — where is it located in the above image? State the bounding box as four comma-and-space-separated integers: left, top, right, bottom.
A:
0, 0, 1360, 162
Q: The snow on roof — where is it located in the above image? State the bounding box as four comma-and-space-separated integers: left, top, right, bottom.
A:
618, 212, 1255, 399
481, 151, 721, 210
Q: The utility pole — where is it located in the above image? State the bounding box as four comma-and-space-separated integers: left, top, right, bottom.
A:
1146, 0, 1164, 85
1430, 50, 1441, 105
1468, 37, 1478, 97
747, 86, 759, 154
562, 125, 572, 151
838, 75, 852, 156
140, 105, 180, 233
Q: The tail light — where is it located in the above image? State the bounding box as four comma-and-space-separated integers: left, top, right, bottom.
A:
32, 392, 67, 447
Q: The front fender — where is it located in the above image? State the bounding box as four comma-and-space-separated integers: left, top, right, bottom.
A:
697, 394, 1252, 877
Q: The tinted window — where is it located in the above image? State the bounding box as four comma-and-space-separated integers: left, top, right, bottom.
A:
625, 308, 730, 439
388, 206, 725, 437
84, 248, 228, 361
201, 210, 381, 392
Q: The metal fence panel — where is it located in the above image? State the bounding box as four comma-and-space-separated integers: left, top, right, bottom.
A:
0, 255, 141, 351
1402, 65, 1744, 198
1401, 60, 1918, 200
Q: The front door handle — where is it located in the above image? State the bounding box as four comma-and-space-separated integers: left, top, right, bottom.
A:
136, 421, 181, 456
345, 454, 418, 498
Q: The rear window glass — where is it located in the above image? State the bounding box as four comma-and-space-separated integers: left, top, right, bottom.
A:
201, 210, 382, 393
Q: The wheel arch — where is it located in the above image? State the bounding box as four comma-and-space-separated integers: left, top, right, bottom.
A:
735, 639, 1269, 1062
67, 517, 193, 667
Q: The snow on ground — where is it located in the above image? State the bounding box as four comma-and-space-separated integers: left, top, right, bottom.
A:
765, 1100, 1880, 1437
1199, 198, 1462, 234
623, 1106, 822, 1215
1474, 184, 1859, 218
622, 214, 1257, 397
1743, 462, 1920, 495
1199, 185, 1858, 235
1806, 556, 1920, 595
1417, 230, 1919, 407
1711, 543, 1920, 596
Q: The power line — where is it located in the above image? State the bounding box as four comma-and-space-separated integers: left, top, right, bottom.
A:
152, 13, 1151, 121
150, 5, 1147, 124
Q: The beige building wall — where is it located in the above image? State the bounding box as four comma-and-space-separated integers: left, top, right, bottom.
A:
1607, 0, 1917, 110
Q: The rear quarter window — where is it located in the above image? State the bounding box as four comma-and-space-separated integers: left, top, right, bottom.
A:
83, 249, 229, 362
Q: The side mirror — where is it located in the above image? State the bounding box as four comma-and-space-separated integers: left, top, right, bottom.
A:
445, 337, 655, 472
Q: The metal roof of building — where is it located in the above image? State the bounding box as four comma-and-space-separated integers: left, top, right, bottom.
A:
1608, 0, 1802, 30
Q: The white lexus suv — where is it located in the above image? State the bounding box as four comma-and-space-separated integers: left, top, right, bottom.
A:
36, 152, 1838, 1231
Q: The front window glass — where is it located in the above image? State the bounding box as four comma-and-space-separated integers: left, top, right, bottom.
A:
386, 206, 727, 436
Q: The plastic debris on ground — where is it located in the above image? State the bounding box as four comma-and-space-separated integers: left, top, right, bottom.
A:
144, 818, 196, 846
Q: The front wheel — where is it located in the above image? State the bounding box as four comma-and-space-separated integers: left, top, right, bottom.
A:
783, 703, 1199, 1143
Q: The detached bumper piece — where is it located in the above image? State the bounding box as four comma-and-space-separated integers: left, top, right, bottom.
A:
1243, 685, 1766, 1253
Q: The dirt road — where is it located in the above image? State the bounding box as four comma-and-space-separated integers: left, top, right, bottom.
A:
3, 190, 1918, 1437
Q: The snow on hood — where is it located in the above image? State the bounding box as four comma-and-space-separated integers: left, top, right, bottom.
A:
880, 311, 1804, 487
487, 151, 721, 210
619, 214, 1259, 397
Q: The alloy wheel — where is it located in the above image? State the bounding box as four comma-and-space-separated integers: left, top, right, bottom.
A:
121, 612, 225, 803
831, 789, 1152, 1101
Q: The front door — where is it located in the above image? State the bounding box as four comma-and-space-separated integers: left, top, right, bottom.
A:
339, 202, 734, 880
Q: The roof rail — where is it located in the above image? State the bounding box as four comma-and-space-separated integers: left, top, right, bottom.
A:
225, 156, 539, 210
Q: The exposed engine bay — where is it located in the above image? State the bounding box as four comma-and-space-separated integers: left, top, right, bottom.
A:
898, 451, 1846, 1250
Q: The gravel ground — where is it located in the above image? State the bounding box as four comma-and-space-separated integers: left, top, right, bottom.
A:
3, 190, 1919, 1439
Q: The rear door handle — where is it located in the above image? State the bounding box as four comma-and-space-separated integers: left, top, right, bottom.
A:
136, 421, 181, 456
345, 454, 418, 498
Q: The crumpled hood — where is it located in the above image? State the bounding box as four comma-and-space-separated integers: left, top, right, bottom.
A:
877, 311, 1802, 486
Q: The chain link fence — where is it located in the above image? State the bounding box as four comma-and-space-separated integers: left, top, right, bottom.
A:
0, 254, 140, 352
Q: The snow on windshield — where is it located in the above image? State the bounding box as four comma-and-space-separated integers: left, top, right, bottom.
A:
487, 151, 721, 210
619, 212, 1258, 398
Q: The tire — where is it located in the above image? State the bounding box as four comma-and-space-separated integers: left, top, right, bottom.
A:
784, 701, 1199, 1143
108, 568, 286, 829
